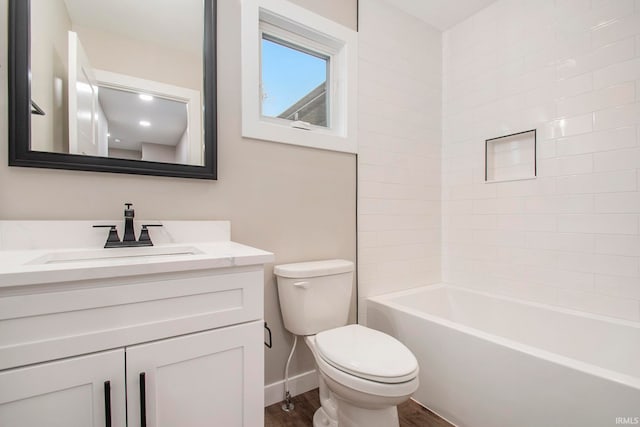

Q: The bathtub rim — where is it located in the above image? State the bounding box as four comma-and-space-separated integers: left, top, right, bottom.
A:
367, 283, 640, 391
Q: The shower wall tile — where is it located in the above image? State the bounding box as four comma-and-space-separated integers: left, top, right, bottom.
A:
524, 194, 594, 214
559, 154, 594, 175
443, 0, 640, 321
543, 114, 593, 139
591, 13, 640, 48
357, 0, 442, 322
594, 273, 640, 299
556, 73, 593, 98
525, 231, 595, 253
556, 37, 635, 79
595, 192, 640, 213
556, 127, 637, 156
557, 214, 638, 234
556, 170, 637, 194
594, 234, 640, 256
593, 103, 640, 129
593, 58, 640, 89
556, 289, 640, 320
594, 148, 640, 172
556, 82, 635, 117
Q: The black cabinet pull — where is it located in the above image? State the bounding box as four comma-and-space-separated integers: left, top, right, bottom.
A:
139, 373, 147, 427
264, 322, 272, 348
104, 381, 112, 427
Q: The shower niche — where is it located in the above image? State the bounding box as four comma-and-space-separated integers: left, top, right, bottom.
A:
485, 129, 536, 183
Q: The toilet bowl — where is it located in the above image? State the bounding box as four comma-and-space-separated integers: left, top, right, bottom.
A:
274, 260, 419, 427
306, 325, 419, 427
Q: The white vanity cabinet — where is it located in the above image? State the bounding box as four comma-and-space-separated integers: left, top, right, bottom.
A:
126, 322, 263, 427
0, 322, 262, 427
0, 349, 126, 427
0, 232, 273, 427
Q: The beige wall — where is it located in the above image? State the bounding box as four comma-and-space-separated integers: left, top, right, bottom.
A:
291, 0, 357, 30
0, 0, 357, 388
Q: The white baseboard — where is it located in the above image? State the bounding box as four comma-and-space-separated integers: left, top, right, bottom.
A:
264, 369, 318, 407
410, 398, 459, 427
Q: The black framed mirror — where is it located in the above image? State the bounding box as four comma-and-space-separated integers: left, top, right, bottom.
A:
8, 0, 217, 179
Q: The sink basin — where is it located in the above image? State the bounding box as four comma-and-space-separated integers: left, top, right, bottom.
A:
27, 246, 203, 265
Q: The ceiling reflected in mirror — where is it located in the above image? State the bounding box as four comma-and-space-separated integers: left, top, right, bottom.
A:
99, 87, 191, 164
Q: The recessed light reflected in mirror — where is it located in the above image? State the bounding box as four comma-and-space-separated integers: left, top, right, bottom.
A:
139, 120, 151, 127
139, 94, 154, 102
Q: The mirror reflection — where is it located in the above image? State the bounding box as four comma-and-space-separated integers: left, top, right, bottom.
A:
29, 0, 204, 166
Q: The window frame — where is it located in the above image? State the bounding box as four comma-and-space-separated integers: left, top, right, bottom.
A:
241, 0, 358, 153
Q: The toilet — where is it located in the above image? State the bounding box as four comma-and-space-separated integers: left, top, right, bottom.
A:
274, 259, 419, 427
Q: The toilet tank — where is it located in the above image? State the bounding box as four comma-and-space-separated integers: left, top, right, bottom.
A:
274, 259, 354, 336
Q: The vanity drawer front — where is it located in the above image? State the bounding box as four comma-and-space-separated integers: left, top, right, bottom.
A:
0, 267, 264, 370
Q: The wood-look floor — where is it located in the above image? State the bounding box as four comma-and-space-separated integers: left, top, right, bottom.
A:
264, 388, 453, 427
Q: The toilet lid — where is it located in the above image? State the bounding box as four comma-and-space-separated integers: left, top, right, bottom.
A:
315, 325, 418, 383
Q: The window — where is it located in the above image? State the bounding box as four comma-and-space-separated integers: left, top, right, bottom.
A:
241, 0, 357, 153
261, 33, 329, 127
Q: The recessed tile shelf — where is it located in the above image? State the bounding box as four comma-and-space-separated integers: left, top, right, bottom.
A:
485, 129, 536, 183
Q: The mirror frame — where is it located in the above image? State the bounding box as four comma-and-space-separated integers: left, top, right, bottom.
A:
8, 0, 217, 180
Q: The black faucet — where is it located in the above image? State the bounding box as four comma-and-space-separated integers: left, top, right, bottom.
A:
94, 203, 162, 248
123, 203, 136, 243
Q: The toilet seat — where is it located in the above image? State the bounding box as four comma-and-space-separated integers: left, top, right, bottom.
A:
306, 335, 419, 398
315, 349, 419, 398
314, 325, 419, 383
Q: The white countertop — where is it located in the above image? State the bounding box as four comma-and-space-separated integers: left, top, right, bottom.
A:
0, 220, 274, 288
0, 241, 274, 288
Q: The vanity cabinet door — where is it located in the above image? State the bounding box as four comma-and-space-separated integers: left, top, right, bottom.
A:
0, 349, 126, 427
126, 321, 263, 427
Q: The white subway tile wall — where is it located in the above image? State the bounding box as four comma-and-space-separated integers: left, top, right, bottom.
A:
443, 0, 640, 321
357, 0, 442, 318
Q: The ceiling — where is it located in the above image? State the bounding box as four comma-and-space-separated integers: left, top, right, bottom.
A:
99, 87, 188, 152
387, 0, 498, 31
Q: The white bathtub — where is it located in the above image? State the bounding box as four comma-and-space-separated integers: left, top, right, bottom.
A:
367, 284, 640, 427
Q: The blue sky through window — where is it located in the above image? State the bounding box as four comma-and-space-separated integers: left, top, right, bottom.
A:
261, 38, 327, 117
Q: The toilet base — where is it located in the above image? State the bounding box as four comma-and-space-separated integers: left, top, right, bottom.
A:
332, 396, 400, 427
312, 356, 403, 427
313, 407, 338, 427
312, 388, 401, 427
314, 370, 338, 427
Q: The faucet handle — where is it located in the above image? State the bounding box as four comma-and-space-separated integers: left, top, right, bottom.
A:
138, 224, 162, 245
93, 225, 121, 247
124, 203, 134, 220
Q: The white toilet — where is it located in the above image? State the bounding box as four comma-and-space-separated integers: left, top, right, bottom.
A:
274, 259, 419, 427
